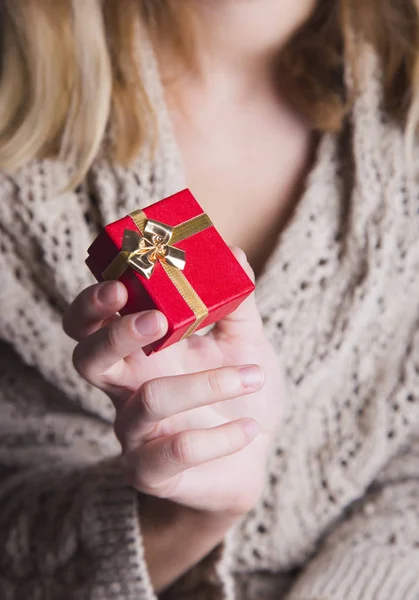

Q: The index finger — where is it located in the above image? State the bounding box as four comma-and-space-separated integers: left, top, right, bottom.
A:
63, 280, 127, 342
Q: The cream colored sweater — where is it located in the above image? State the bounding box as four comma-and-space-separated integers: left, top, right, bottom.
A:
1, 40, 419, 600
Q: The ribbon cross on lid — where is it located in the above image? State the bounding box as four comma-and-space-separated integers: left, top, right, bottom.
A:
102, 209, 213, 283
101, 206, 214, 339
127, 219, 186, 279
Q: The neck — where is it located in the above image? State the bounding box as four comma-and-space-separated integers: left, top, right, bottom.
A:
189, 0, 316, 77
157, 0, 316, 95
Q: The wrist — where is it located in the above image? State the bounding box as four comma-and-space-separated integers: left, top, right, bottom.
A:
139, 493, 239, 536
138, 494, 238, 592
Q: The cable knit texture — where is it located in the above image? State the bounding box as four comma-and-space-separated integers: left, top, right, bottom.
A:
1, 37, 419, 600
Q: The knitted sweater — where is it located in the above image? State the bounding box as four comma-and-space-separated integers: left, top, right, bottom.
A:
1, 38, 419, 600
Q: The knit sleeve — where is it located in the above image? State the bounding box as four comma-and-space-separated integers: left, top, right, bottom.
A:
159, 543, 235, 600
285, 440, 419, 600
0, 344, 159, 600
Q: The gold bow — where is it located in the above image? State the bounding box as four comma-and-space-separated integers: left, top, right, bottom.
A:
125, 219, 186, 279
102, 209, 213, 340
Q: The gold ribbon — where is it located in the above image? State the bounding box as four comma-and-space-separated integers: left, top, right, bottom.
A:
102, 209, 213, 339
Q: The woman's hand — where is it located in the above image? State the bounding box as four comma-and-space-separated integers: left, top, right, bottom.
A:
64, 250, 284, 517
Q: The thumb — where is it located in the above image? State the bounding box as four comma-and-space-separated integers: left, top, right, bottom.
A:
213, 247, 263, 340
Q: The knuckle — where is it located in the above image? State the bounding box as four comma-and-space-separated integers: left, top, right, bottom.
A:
138, 380, 161, 421
104, 320, 120, 354
72, 344, 91, 381
113, 413, 126, 447
122, 458, 161, 495
221, 424, 248, 456
229, 425, 247, 451
231, 489, 262, 516
100, 361, 124, 388
63, 287, 94, 335
62, 309, 72, 337
207, 369, 225, 397
129, 470, 172, 497
123, 462, 148, 491
131, 468, 154, 493
170, 433, 193, 465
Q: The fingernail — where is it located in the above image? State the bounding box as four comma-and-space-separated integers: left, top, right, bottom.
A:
97, 281, 120, 305
239, 365, 264, 389
134, 311, 162, 336
242, 419, 259, 440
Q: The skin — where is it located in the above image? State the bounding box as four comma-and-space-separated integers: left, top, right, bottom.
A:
64, 0, 316, 592
161, 0, 317, 273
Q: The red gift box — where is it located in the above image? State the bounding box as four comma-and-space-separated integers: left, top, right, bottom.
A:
86, 189, 255, 354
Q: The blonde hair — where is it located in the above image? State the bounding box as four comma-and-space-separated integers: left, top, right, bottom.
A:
0, 0, 418, 185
